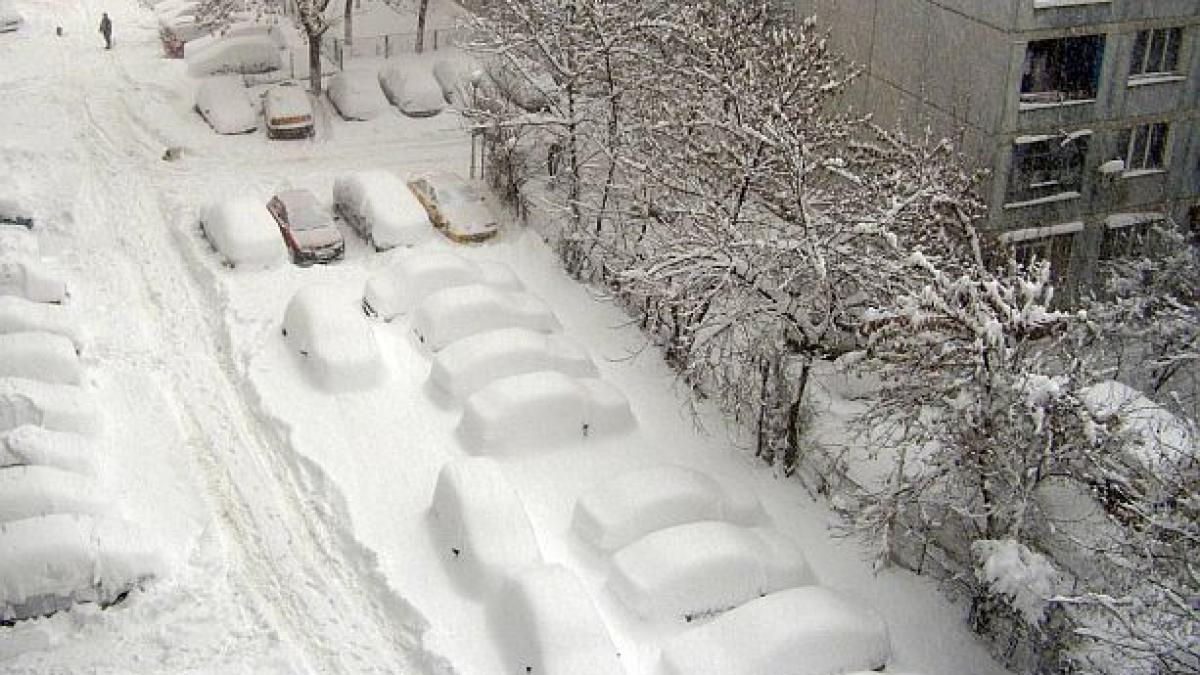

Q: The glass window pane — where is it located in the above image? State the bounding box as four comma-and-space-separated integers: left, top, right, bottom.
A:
1148, 123, 1168, 168
1163, 28, 1182, 72
1130, 30, 1149, 76
1129, 126, 1148, 169
1147, 29, 1167, 72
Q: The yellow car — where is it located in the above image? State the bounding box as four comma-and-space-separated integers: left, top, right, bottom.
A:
406, 172, 498, 243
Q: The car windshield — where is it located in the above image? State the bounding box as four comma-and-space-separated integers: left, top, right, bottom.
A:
438, 183, 479, 206
279, 192, 326, 231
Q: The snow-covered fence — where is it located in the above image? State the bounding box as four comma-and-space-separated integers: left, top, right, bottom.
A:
325, 28, 467, 69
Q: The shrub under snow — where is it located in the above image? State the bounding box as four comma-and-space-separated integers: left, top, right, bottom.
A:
0, 466, 110, 523
428, 457, 542, 594
200, 197, 287, 269
0, 332, 82, 385
411, 284, 559, 351
429, 327, 597, 400
657, 586, 891, 675
457, 371, 634, 453
972, 539, 1060, 626
0, 425, 99, 476
493, 564, 624, 675
282, 285, 384, 392
0, 513, 165, 623
362, 252, 522, 321
572, 465, 763, 552
0, 378, 102, 435
607, 521, 815, 621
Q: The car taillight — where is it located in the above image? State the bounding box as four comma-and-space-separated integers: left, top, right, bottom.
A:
271, 115, 311, 125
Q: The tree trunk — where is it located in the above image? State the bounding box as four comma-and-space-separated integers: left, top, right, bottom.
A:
343, 0, 353, 48
783, 355, 812, 475
308, 35, 323, 94
415, 0, 429, 54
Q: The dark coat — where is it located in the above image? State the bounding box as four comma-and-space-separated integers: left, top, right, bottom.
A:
99, 15, 111, 37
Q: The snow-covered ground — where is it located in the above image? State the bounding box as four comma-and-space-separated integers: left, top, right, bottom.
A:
0, 0, 1011, 673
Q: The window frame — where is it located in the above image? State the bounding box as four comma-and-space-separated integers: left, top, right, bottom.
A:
1020, 34, 1106, 108
1122, 122, 1170, 174
1006, 132, 1091, 206
1129, 27, 1183, 79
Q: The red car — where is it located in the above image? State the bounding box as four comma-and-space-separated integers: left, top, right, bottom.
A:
266, 190, 345, 265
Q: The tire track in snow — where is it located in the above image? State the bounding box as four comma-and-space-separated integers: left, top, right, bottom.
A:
48, 8, 442, 674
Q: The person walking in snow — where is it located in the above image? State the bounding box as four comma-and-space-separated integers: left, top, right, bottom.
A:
99, 12, 112, 50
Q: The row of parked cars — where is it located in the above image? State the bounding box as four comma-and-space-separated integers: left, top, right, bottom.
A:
200, 170, 497, 268
1, 208, 164, 625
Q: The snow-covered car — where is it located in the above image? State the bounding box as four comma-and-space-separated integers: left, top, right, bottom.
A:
429, 457, 542, 594
571, 465, 763, 552
0, 260, 67, 304
0, 296, 87, 353
0, 466, 110, 523
0, 377, 102, 436
496, 564, 623, 675
406, 172, 498, 242
199, 197, 287, 268
0, 513, 164, 624
160, 14, 205, 56
183, 21, 274, 59
262, 83, 314, 139
457, 371, 635, 452
187, 34, 283, 76
606, 521, 815, 621
1, 425, 100, 476
154, 0, 198, 21
194, 75, 258, 135
378, 62, 445, 117
332, 170, 430, 250
0, 0, 22, 33
429, 328, 597, 401
411, 284, 558, 351
0, 199, 33, 229
362, 253, 521, 321
657, 586, 891, 675
327, 70, 390, 121
485, 56, 557, 112
281, 284, 383, 392
267, 190, 344, 265
0, 333, 82, 385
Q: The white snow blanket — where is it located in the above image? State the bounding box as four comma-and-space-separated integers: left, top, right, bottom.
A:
429, 327, 597, 400
657, 586, 891, 675
428, 457, 542, 595
282, 285, 384, 392
0, 378, 101, 435
572, 465, 763, 552
363, 252, 521, 320
194, 75, 258, 135
0, 228, 38, 260
607, 521, 815, 621
494, 564, 624, 675
0, 296, 88, 352
0, 513, 165, 623
411, 284, 560, 351
0, 425, 98, 475
0, 332, 82, 385
332, 170, 430, 250
457, 371, 635, 453
200, 196, 287, 269
0, 466, 110, 523
0, 260, 67, 304
327, 70, 390, 121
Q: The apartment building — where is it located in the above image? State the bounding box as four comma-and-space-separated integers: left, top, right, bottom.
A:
790, 0, 1199, 294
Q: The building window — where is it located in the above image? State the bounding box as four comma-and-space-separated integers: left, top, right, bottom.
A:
1021, 35, 1105, 106
1121, 122, 1169, 173
1006, 134, 1089, 205
1130, 27, 1182, 78
1101, 213, 1162, 261
1012, 234, 1074, 287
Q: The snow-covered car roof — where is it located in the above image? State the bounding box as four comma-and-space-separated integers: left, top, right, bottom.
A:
187, 34, 282, 77
200, 196, 286, 268
195, 75, 258, 135
263, 83, 312, 118
363, 252, 521, 320
429, 327, 596, 401
327, 70, 389, 121
378, 62, 445, 117
411, 284, 559, 351
282, 284, 383, 392
332, 170, 430, 249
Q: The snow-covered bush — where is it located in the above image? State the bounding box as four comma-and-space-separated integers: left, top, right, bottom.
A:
410, 284, 559, 351
457, 371, 633, 453
492, 564, 623, 675
0, 332, 82, 385
972, 539, 1060, 626
429, 327, 596, 400
327, 70, 390, 121
428, 457, 541, 595
657, 586, 890, 675
199, 196, 287, 269
606, 521, 814, 621
571, 464, 761, 551
362, 252, 522, 321
281, 285, 384, 392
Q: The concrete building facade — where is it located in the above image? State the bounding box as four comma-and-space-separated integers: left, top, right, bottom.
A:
789, 0, 1199, 293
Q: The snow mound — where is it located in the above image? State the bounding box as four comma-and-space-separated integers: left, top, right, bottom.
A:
282, 285, 385, 392
327, 70, 390, 121
458, 371, 635, 453
200, 196, 287, 269
429, 457, 541, 594
494, 564, 624, 675
0, 260, 67, 304
362, 252, 521, 321
657, 586, 891, 675
0, 332, 82, 385
0, 378, 102, 435
0, 514, 165, 624
1080, 380, 1196, 470
607, 521, 815, 621
0, 228, 38, 260
411, 284, 559, 351
186, 34, 283, 77
0, 296, 88, 352
429, 327, 597, 400
0, 466, 110, 523
332, 170, 430, 250
572, 465, 764, 552
0, 425, 99, 475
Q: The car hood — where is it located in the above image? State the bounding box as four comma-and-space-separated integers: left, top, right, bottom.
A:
292, 226, 343, 250
442, 201, 496, 237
